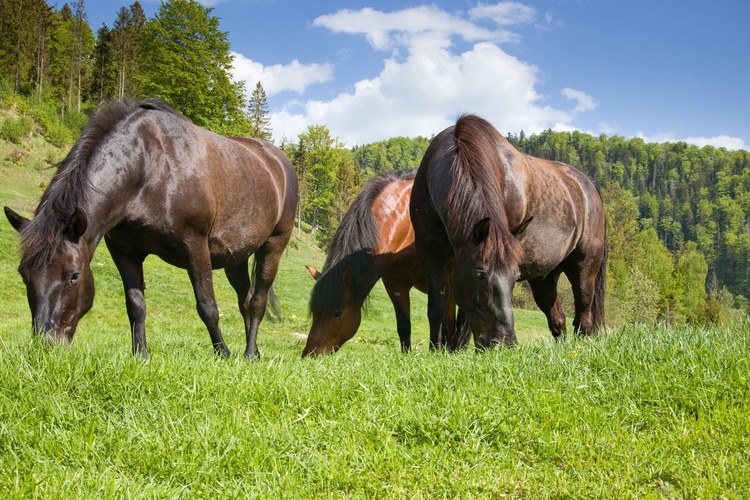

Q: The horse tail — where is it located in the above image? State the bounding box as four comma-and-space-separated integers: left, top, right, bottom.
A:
590, 241, 608, 331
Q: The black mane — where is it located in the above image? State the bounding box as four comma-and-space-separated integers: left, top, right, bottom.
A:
19, 99, 182, 270
446, 114, 521, 270
309, 169, 417, 318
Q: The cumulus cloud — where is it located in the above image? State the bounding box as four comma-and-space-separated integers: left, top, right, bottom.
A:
312, 6, 502, 50
264, 4, 587, 145
230, 52, 333, 96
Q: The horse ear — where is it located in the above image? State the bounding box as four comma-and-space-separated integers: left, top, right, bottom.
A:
64, 208, 88, 243
341, 268, 353, 289
512, 215, 533, 236
306, 265, 321, 281
472, 217, 491, 245
4, 206, 29, 232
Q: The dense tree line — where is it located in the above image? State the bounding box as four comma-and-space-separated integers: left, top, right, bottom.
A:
508, 130, 750, 303
0, 0, 250, 135
352, 131, 750, 325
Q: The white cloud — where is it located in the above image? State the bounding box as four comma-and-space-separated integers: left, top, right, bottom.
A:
312, 5, 506, 51
469, 2, 537, 26
636, 132, 747, 151
561, 87, 598, 114
267, 5, 584, 145
230, 52, 333, 96
272, 40, 576, 146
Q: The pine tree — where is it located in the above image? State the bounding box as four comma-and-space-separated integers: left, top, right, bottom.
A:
111, 2, 146, 100
248, 81, 272, 141
91, 24, 115, 107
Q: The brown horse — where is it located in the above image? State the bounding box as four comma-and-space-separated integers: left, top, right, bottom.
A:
4, 99, 298, 359
410, 114, 606, 349
302, 169, 470, 356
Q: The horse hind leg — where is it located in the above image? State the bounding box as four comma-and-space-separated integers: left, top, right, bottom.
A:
565, 268, 598, 337
243, 236, 288, 359
185, 239, 231, 357
224, 260, 254, 351
528, 274, 567, 340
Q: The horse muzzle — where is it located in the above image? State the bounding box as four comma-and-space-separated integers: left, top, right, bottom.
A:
33, 320, 74, 347
474, 327, 517, 350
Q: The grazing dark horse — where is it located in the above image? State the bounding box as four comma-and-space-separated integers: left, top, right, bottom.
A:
302, 169, 470, 357
4, 99, 298, 359
410, 114, 606, 349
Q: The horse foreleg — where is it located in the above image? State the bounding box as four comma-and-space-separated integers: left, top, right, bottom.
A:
449, 308, 472, 351
383, 278, 412, 352
528, 275, 567, 340
185, 240, 230, 357
441, 273, 457, 350
105, 238, 149, 359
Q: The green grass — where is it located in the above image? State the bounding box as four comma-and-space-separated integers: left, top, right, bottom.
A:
1, 137, 749, 497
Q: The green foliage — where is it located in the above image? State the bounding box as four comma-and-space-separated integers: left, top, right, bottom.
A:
0, 115, 33, 143
287, 124, 361, 246
516, 129, 750, 302
674, 242, 710, 323
44, 121, 74, 147
248, 81, 272, 141
353, 136, 431, 178
139, 0, 250, 135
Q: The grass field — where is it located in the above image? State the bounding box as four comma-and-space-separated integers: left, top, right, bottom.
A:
1, 134, 749, 497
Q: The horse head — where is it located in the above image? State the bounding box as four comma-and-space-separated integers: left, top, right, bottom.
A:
451, 217, 520, 349
302, 264, 364, 357
5, 206, 95, 346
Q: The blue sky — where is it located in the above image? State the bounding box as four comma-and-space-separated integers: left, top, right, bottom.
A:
88, 1, 750, 149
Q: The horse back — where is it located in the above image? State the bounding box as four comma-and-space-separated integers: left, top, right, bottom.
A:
511, 154, 605, 278
103, 110, 297, 267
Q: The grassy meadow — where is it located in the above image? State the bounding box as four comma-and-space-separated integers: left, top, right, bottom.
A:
1, 131, 749, 498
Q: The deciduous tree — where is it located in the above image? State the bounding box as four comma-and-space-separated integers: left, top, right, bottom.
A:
139, 0, 250, 135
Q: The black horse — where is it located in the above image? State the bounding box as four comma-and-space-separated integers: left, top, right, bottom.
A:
410, 114, 606, 349
5, 99, 298, 359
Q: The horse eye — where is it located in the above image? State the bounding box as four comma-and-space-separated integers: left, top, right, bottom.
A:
18, 271, 28, 285
68, 272, 81, 286
332, 310, 343, 320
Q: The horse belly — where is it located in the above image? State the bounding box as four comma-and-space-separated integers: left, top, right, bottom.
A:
517, 225, 577, 280
207, 214, 277, 268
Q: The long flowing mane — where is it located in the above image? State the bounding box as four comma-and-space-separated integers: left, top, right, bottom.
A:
446, 114, 521, 269
309, 169, 417, 318
19, 99, 183, 270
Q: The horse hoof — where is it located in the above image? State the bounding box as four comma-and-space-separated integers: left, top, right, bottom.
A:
243, 349, 260, 360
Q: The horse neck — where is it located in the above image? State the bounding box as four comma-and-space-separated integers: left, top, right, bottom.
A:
76, 154, 142, 251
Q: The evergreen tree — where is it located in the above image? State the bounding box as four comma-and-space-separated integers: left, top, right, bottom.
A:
139, 0, 250, 135
91, 24, 115, 107
111, 1, 145, 100
0, 0, 49, 102
248, 80, 272, 140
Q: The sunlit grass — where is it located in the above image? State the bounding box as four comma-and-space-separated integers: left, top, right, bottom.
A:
2, 156, 748, 497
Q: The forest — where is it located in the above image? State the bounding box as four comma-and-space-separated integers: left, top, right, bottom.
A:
1, 0, 749, 325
